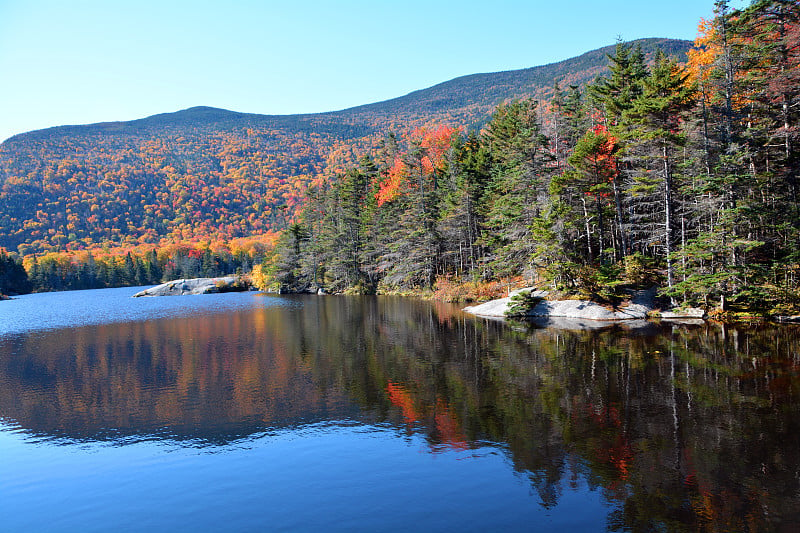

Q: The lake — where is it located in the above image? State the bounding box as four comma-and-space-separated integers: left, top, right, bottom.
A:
1, 288, 798, 532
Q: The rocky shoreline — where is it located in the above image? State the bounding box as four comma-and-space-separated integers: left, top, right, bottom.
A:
127, 278, 800, 324
463, 287, 706, 322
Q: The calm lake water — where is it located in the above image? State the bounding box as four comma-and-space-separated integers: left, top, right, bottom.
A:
1, 288, 798, 532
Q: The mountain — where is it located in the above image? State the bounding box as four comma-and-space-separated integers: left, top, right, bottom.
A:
0, 38, 691, 255
339, 37, 690, 124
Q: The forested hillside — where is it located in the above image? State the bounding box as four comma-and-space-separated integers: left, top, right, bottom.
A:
256, 1, 799, 315
0, 38, 689, 257
0, 111, 373, 255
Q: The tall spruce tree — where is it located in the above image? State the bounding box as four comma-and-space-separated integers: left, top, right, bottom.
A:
589, 41, 648, 126
588, 42, 649, 257
437, 133, 491, 278
624, 50, 696, 299
483, 99, 553, 279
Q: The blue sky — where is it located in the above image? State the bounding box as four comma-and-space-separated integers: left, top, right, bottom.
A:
0, 0, 748, 143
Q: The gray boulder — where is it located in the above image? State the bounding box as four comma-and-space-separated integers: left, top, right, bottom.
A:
133, 277, 240, 297
463, 287, 657, 321
526, 298, 651, 320
659, 307, 706, 320
462, 295, 515, 317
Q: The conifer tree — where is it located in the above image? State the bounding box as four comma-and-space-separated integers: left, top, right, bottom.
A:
437, 133, 490, 278
624, 50, 696, 298
0, 250, 31, 295
589, 41, 648, 126
588, 41, 652, 259
558, 125, 620, 263
328, 165, 370, 291
483, 99, 553, 278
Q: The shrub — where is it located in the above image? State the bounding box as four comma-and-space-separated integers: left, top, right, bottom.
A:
433, 275, 525, 302
505, 290, 544, 317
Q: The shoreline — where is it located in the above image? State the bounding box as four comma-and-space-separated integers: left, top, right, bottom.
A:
460, 287, 800, 325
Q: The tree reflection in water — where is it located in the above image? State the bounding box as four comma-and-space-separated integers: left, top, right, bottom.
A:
1, 295, 798, 531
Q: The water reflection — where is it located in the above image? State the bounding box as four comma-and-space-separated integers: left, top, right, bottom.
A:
1, 294, 799, 530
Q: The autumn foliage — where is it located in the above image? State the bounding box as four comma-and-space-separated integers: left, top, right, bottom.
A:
375, 126, 461, 206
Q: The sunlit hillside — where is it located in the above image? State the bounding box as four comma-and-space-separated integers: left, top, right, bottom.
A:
0, 38, 690, 255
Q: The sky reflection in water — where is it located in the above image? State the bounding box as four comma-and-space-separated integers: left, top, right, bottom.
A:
0, 418, 605, 532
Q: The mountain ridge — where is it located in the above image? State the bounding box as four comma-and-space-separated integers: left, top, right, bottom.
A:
3, 38, 690, 144
336, 37, 689, 118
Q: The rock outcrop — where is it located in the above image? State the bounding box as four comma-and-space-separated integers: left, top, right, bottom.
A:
463, 287, 659, 321
461, 294, 519, 318
132, 277, 244, 297
659, 307, 707, 320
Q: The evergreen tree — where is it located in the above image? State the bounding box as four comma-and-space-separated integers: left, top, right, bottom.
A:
483, 99, 553, 279
589, 40, 648, 126
558, 125, 620, 263
0, 250, 31, 295
332, 164, 370, 291
588, 41, 651, 258
624, 50, 696, 297
437, 133, 491, 278
122, 252, 136, 286
146, 249, 162, 283
385, 143, 442, 289
550, 83, 589, 169
134, 255, 148, 285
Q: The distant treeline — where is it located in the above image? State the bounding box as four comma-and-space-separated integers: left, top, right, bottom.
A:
0, 240, 270, 295
0, 250, 30, 296
255, 1, 800, 315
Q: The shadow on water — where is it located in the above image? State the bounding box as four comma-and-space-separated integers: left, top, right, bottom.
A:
1, 294, 799, 530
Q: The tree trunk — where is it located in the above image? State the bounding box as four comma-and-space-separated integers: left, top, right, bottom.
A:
663, 142, 675, 303
582, 196, 593, 260
612, 173, 628, 257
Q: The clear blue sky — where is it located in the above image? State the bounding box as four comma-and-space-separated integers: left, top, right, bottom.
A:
0, 0, 748, 143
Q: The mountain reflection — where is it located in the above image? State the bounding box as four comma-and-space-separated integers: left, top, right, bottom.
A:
1, 295, 799, 530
